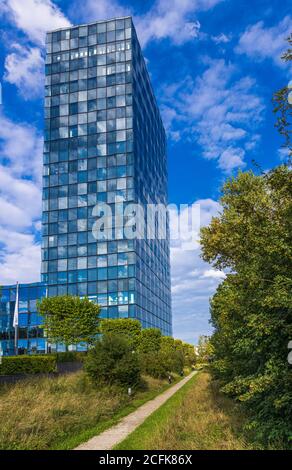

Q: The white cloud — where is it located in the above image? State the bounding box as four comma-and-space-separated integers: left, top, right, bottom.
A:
0, 229, 41, 285
76, 0, 129, 24
0, 112, 42, 285
212, 33, 231, 44
160, 59, 265, 172
1, 0, 70, 98
218, 147, 246, 172
1, 0, 71, 45
170, 198, 222, 343
135, 0, 201, 47
76, 0, 224, 47
236, 16, 292, 67
0, 165, 41, 229
202, 269, 226, 279
4, 44, 44, 99
0, 112, 43, 181
278, 147, 291, 161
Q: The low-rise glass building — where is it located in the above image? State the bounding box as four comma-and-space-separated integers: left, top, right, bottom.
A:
0, 283, 46, 356
0, 282, 88, 355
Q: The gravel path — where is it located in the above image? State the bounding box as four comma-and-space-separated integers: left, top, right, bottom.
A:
75, 371, 197, 450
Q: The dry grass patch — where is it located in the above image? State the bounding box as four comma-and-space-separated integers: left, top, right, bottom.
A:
0, 371, 168, 450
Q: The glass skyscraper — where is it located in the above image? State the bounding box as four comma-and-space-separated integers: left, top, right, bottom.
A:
41, 16, 172, 335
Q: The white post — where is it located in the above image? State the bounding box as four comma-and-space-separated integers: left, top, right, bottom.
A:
13, 282, 19, 356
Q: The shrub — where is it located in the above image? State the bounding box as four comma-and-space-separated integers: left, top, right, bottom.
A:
139, 352, 168, 379
160, 336, 184, 374
55, 351, 87, 363
100, 318, 141, 349
85, 333, 141, 387
138, 328, 161, 354
182, 343, 197, 367
0, 355, 56, 376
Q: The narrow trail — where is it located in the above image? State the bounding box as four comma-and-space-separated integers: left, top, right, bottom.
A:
75, 371, 198, 450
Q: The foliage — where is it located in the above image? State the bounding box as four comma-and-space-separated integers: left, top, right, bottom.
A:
200, 165, 292, 446
160, 336, 185, 374
0, 355, 56, 375
138, 328, 162, 354
100, 318, 141, 349
85, 333, 141, 387
55, 351, 87, 363
182, 342, 197, 367
99, 319, 195, 379
139, 351, 169, 379
38, 296, 100, 348
196, 335, 214, 364
273, 34, 292, 160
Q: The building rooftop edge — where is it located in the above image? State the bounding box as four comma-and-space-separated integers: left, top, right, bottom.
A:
1, 282, 44, 289
47, 15, 133, 35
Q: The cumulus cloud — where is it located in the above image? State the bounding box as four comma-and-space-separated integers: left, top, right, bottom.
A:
278, 147, 291, 161
212, 33, 231, 44
4, 44, 44, 99
75, 0, 129, 24
0, 112, 43, 181
218, 147, 246, 172
160, 59, 265, 172
0, 229, 41, 285
202, 269, 226, 279
76, 0, 223, 47
0, 112, 42, 285
236, 16, 292, 66
170, 198, 222, 343
1, 0, 71, 45
0, 166, 41, 229
1, 0, 70, 98
135, 0, 201, 47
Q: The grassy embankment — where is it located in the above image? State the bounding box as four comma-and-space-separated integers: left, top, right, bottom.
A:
116, 371, 269, 450
0, 371, 181, 450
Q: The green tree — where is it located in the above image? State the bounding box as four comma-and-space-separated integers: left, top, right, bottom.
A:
138, 350, 168, 379
273, 34, 292, 160
100, 318, 141, 349
182, 342, 197, 367
85, 333, 141, 387
38, 296, 100, 349
160, 336, 184, 374
138, 328, 161, 354
200, 166, 292, 445
196, 335, 214, 364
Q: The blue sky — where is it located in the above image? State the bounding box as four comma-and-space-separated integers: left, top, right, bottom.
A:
0, 0, 291, 343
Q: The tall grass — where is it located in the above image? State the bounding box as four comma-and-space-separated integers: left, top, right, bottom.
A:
0, 372, 168, 450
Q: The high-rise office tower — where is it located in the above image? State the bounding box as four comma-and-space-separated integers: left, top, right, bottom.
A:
42, 17, 172, 335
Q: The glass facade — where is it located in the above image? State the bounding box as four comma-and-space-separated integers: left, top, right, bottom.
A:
39, 17, 171, 336
0, 283, 46, 356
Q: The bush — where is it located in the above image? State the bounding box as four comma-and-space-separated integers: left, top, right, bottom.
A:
139, 352, 168, 379
100, 318, 141, 349
160, 336, 184, 374
85, 333, 141, 387
182, 343, 197, 367
55, 351, 87, 363
138, 328, 161, 354
0, 355, 56, 376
